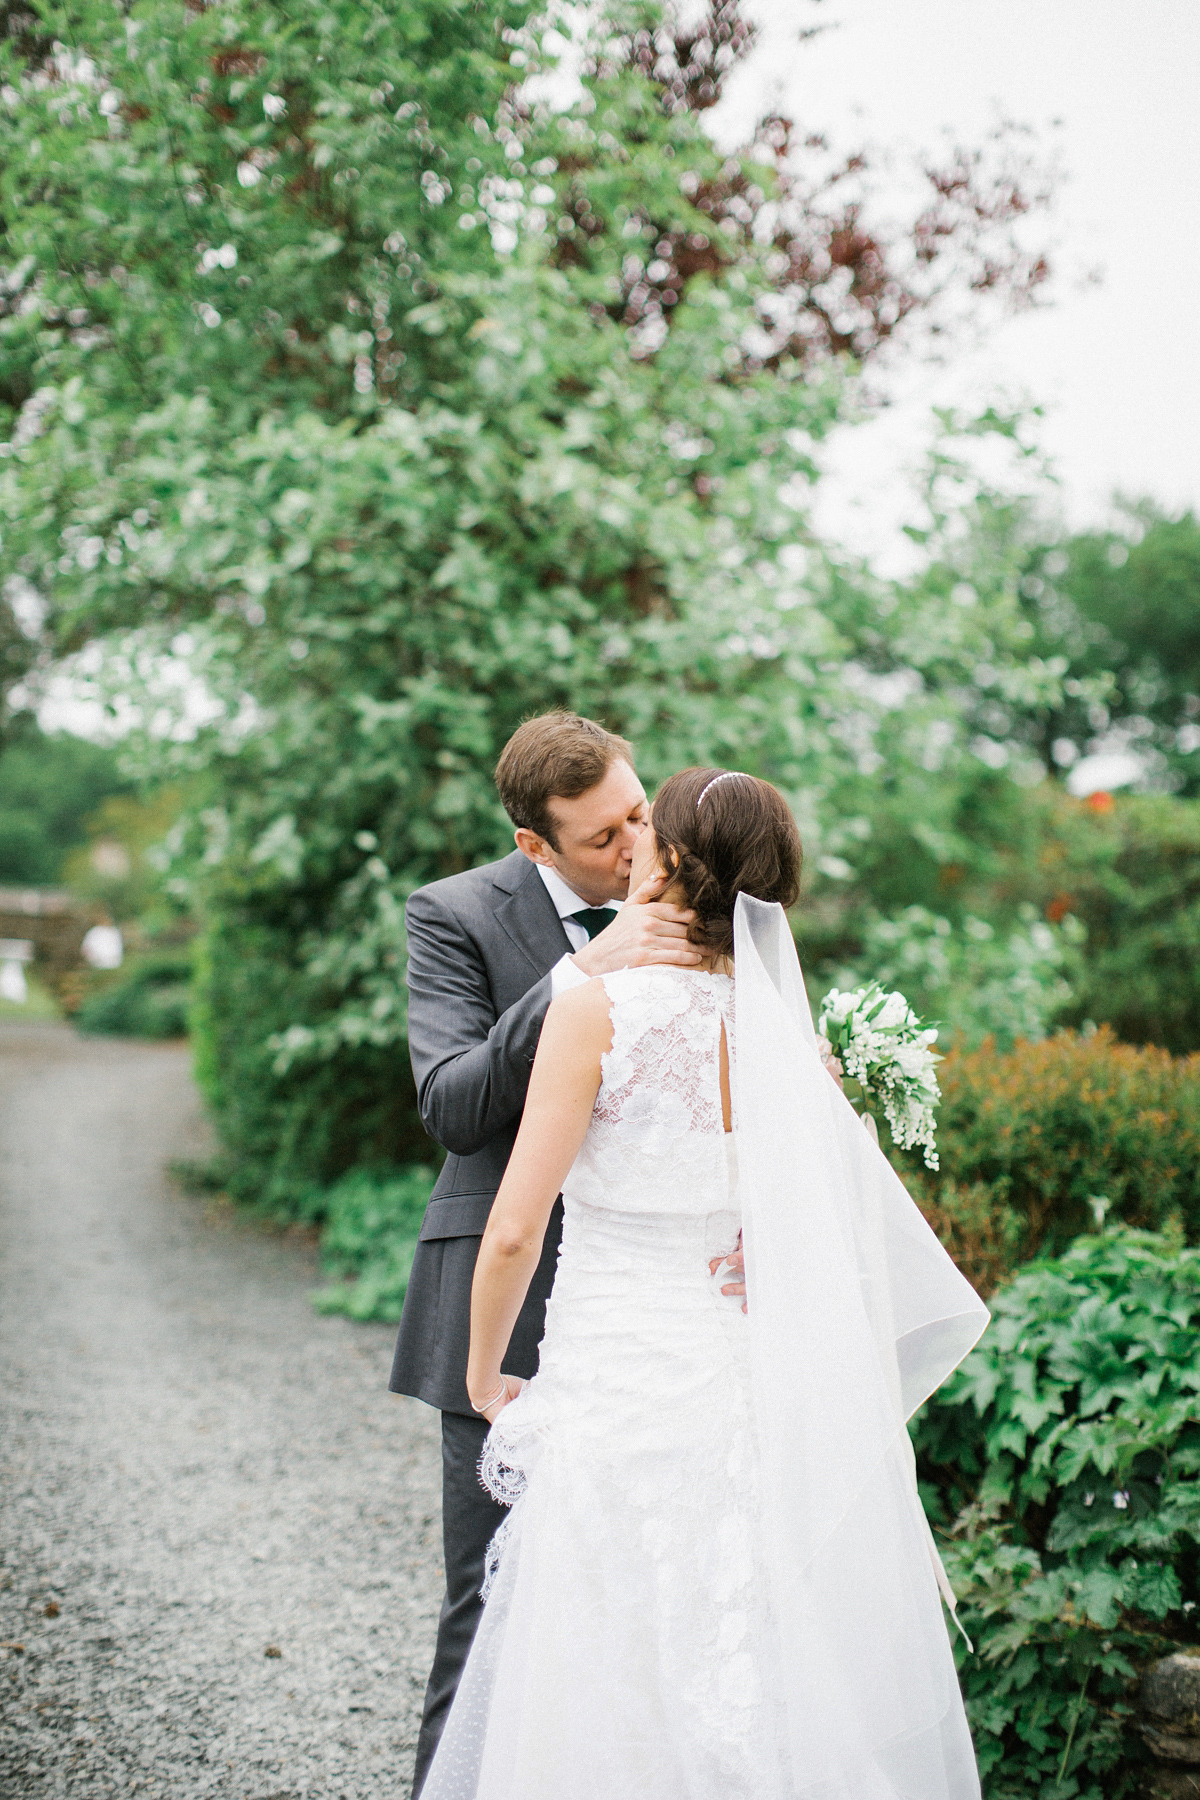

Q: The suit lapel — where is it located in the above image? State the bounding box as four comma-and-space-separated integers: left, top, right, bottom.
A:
491, 851, 572, 978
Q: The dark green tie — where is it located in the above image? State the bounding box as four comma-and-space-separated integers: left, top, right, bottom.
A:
568, 907, 617, 940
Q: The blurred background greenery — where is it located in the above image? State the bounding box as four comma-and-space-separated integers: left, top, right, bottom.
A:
0, 3, 1196, 1788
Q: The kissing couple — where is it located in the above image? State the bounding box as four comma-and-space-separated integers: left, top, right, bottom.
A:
390, 712, 989, 1800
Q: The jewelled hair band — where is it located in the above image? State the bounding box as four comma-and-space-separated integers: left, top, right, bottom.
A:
696, 770, 749, 808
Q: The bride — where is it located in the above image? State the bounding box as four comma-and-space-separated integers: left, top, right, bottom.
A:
420, 767, 989, 1800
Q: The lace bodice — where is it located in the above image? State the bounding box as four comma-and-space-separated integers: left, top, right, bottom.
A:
562, 966, 736, 1216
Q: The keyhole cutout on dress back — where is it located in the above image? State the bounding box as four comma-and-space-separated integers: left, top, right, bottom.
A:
719, 1020, 732, 1135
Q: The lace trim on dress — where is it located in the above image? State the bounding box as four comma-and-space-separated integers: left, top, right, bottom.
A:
479, 1509, 516, 1603
478, 1433, 527, 1509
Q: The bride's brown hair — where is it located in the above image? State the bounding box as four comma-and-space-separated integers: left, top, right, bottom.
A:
651, 768, 802, 958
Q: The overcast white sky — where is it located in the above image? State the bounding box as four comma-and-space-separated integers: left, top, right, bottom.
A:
711, 0, 1200, 562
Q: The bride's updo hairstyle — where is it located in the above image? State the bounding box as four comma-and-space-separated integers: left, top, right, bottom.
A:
651, 767, 802, 957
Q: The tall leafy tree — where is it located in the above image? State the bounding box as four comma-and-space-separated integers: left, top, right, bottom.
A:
1018, 506, 1200, 792
0, 0, 1059, 1200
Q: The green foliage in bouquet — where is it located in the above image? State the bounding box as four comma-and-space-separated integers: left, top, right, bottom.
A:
903, 1028, 1200, 1289
311, 1163, 437, 1321
817, 980, 942, 1166
912, 1231, 1200, 1798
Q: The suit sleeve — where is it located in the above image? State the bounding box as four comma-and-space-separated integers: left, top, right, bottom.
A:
405, 885, 556, 1157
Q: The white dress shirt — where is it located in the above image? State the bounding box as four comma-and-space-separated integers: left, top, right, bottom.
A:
535, 862, 621, 996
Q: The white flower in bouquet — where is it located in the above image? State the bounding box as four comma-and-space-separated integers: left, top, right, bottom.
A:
817, 982, 942, 1169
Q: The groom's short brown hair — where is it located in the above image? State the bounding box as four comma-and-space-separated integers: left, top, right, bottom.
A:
495, 713, 635, 848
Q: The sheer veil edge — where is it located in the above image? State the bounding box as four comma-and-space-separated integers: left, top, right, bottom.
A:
732, 894, 989, 1799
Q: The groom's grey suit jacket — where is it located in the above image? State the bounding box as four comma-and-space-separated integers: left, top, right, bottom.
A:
389, 849, 571, 1416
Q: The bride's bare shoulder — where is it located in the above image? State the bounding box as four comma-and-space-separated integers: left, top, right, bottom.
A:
542, 976, 615, 1056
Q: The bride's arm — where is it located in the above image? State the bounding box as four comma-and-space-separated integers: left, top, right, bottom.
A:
466, 979, 613, 1420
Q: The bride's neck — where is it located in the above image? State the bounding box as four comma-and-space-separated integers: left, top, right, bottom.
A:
698, 950, 734, 974
659, 879, 732, 973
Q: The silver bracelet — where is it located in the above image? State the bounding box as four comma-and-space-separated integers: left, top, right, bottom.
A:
473, 1378, 507, 1416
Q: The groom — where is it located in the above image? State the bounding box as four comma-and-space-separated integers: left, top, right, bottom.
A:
391, 712, 710, 1795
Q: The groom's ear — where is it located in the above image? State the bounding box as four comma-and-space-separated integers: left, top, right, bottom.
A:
514, 826, 556, 867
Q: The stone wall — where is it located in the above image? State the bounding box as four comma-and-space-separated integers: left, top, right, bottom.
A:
0, 888, 103, 997
1142, 1652, 1200, 1798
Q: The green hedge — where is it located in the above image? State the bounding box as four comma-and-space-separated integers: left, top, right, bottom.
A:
311, 1164, 437, 1322
914, 1231, 1200, 1798
190, 915, 427, 1216
903, 1028, 1200, 1291
74, 951, 192, 1040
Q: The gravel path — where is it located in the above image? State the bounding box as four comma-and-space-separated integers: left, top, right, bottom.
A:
0, 1022, 443, 1799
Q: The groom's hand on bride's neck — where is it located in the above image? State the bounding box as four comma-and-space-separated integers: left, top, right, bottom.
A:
570, 871, 703, 977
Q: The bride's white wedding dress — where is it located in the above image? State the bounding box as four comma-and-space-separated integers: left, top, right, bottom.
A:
422, 902, 988, 1800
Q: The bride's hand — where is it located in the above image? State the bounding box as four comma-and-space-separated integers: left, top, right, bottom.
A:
816, 1034, 844, 1088
708, 1232, 748, 1314
470, 1373, 526, 1424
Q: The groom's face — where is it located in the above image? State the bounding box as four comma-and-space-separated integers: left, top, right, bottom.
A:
518, 758, 650, 904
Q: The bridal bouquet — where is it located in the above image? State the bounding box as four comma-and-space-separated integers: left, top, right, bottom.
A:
817, 984, 942, 1169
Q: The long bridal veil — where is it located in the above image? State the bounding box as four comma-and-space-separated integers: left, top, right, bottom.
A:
733, 893, 989, 1799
